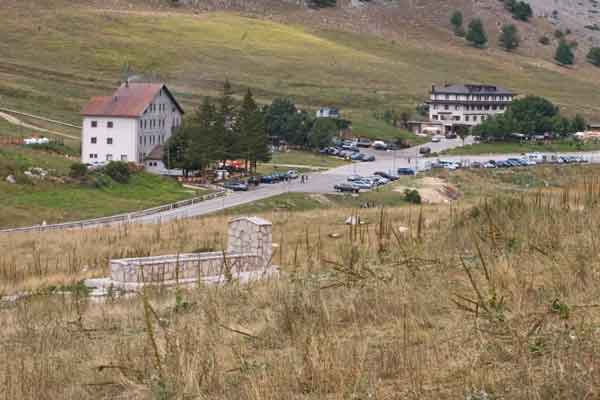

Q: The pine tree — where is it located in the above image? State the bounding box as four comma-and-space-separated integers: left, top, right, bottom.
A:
236, 89, 270, 172
555, 40, 574, 65
216, 80, 240, 163
586, 47, 600, 66
450, 11, 464, 36
466, 18, 488, 48
499, 24, 520, 51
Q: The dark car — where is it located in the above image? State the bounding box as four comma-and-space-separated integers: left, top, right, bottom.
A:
397, 167, 416, 175
247, 176, 261, 186
223, 181, 249, 191
334, 183, 360, 193
260, 175, 276, 183
374, 171, 399, 181
362, 155, 376, 162
351, 152, 365, 161
419, 146, 432, 155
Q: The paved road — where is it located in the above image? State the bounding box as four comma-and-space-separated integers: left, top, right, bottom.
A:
137, 138, 470, 223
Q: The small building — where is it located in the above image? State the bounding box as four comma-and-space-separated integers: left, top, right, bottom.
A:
81, 82, 184, 167
427, 84, 514, 133
406, 121, 445, 136
144, 145, 166, 174
316, 107, 340, 119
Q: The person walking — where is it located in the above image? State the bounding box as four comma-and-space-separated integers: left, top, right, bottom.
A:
301, 175, 305, 184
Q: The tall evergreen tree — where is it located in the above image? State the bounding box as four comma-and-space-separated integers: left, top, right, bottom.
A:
499, 24, 520, 51
555, 40, 575, 65
466, 18, 488, 48
236, 89, 270, 172
216, 80, 240, 163
450, 10, 464, 36
586, 47, 600, 66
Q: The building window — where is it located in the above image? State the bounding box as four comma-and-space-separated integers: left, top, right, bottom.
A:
107, 138, 113, 145
106, 154, 113, 161
121, 154, 128, 161
465, 116, 470, 122
91, 121, 97, 128
91, 137, 97, 144
492, 105, 497, 110
454, 105, 459, 110
143, 136, 146, 146
453, 116, 460, 121
444, 105, 449, 110
139, 120, 143, 129
432, 115, 439, 120
107, 121, 114, 128
500, 105, 505, 110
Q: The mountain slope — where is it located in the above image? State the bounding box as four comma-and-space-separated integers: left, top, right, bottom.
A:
1, 0, 599, 131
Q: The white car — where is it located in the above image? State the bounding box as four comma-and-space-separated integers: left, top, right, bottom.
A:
431, 136, 442, 143
287, 170, 299, 179
353, 180, 373, 189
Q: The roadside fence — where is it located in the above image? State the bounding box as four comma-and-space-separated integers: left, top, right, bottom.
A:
0, 190, 226, 234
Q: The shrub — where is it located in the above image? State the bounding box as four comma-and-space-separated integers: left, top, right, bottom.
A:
555, 40, 574, 65
69, 163, 87, 178
539, 35, 550, 45
103, 161, 131, 183
404, 189, 422, 204
587, 47, 600, 66
450, 10, 464, 36
466, 18, 488, 48
499, 24, 520, 51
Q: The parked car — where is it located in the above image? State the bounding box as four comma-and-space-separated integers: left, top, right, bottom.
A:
431, 136, 442, 143
397, 167, 416, 176
286, 170, 299, 179
369, 176, 390, 185
470, 161, 483, 169
483, 161, 496, 169
347, 174, 363, 182
362, 155, 376, 162
372, 140, 388, 150
223, 181, 249, 191
353, 180, 373, 189
260, 175, 277, 183
247, 176, 261, 186
374, 171, 399, 181
334, 183, 360, 193
350, 152, 365, 161
357, 138, 372, 147
419, 146, 432, 155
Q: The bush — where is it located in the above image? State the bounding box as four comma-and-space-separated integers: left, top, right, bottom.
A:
539, 35, 550, 45
102, 161, 131, 183
587, 47, 600, 66
499, 24, 520, 51
69, 163, 88, 178
466, 18, 488, 48
555, 40, 574, 65
404, 189, 422, 204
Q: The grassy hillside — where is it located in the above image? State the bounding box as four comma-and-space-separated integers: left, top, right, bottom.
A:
1, 0, 600, 136
2, 165, 600, 398
0, 143, 201, 228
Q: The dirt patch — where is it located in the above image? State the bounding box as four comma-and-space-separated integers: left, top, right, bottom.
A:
394, 177, 461, 204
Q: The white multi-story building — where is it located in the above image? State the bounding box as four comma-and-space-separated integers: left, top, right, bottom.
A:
428, 84, 514, 133
81, 82, 184, 166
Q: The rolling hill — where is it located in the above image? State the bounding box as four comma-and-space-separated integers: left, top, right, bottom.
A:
1, 0, 600, 137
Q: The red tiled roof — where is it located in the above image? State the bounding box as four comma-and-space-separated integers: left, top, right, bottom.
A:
81, 83, 184, 117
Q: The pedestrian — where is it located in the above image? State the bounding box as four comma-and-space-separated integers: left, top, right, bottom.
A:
301, 175, 305, 184
305, 174, 309, 183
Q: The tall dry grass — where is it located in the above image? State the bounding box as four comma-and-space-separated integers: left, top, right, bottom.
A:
1, 171, 600, 399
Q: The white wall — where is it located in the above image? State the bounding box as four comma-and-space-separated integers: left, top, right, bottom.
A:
81, 117, 137, 165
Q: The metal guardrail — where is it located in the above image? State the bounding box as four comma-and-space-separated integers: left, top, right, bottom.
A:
0, 190, 226, 234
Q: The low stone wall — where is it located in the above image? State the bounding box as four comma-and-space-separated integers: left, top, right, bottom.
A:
107, 216, 275, 288
111, 252, 261, 284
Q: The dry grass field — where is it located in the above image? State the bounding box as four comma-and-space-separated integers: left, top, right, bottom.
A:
1, 165, 600, 399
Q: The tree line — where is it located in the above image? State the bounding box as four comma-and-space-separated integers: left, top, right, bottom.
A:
471, 95, 586, 140
164, 82, 345, 175
164, 82, 270, 175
